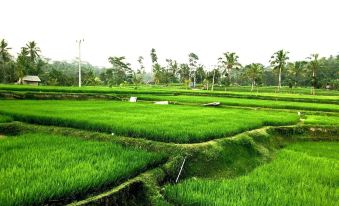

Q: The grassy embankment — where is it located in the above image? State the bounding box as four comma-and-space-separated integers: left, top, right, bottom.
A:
165, 141, 339, 206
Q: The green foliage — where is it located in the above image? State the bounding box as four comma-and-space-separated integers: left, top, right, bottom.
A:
0, 100, 298, 143
0, 114, 12, 123
165, 142, 339, 206
0, 133, 163, 206
243, 63, 264, 91
107, 56, 133, 85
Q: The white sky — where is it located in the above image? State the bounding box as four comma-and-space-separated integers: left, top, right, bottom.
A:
1, 0, 339, 71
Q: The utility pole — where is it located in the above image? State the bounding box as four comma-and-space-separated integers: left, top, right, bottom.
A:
76, 39, 84, 87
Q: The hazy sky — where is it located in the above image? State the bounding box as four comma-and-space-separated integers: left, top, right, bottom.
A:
1, 0, 339, 71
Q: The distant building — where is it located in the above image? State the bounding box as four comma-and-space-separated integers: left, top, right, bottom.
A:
20, 75, 41, 86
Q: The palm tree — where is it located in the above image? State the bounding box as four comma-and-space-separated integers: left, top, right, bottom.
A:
287, 61, 306, 88
0, 39, 12, 62
270, 50, 289, 91
0, 39, 12, 83
244, 63, 264, 91
221, 52, 241, 86
25, 41, 41, 63
307, 53, 320, 95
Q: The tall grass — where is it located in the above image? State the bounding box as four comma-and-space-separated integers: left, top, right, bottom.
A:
165, 142, 339, 206
0, 100, 299, 143
0, 133, 163, 206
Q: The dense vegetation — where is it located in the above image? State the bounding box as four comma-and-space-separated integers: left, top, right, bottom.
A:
0, 114, 12, 123
0, 100, 299, 143
1, 39, 338, 89
165, 142, 339, 206
0, 133, 163, 206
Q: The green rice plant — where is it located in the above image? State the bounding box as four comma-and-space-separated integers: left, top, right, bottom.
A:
304, 115, 339, 126
0, 114, 12, 123
0, 133, 164, 206
165, 142, 339, 206
0, 100, 299, 143
138, 94, 339, 112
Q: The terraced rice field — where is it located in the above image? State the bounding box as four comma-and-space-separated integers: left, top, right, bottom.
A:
0, 133, 164, 206
164, 142, 339, 206
0, 100, 299, 143
137, 94, 339, 112
0, 85, 338, 205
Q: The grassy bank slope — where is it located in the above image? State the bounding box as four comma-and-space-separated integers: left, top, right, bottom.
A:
165, 141, 339, 206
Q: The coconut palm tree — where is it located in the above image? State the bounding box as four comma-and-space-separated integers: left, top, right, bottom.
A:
0, 39, 12, 83
244, 63, 264, 91
307, 53, 320, 95
221, 52, 241, 86
0, 39, 12, 62
25, 41, 41, 63
270, 50, 289, 91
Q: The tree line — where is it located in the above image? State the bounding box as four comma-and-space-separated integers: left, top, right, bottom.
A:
1, 39, 338, 91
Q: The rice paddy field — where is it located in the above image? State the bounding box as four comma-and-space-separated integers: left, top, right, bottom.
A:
164, 142, 339, 206
0, 114, 12, 123
0, 100, 299, 143
304, 115, 339, 126
0, 133, 164, 206
137, 94, 339, 112
0, 85, 338, 205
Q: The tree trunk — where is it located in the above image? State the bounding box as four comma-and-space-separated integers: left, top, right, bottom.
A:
251, 80, 254, 91
212, 70, 215, 91
193, 75, 196, 88
312, 69, 315, 95
278, 67, 282, 91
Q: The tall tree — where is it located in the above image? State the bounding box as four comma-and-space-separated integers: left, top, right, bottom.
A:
270, 50, 289, 91
244, 63, 264, 91
221, 52, 241, 86
137, 56, 145, 72
196, 64, 206, 84
188, 53, 199, 87
133, 56, 146, 87
166, 59, 179, 83
26, 41, 41, 63
0, 39, 13, 83
178, 63, 190, 83
108, 56, 132, 85
150, 48, 161, 83
16, 41, 44, 77
287, 61, 306, 87
307, 53, 320, 95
